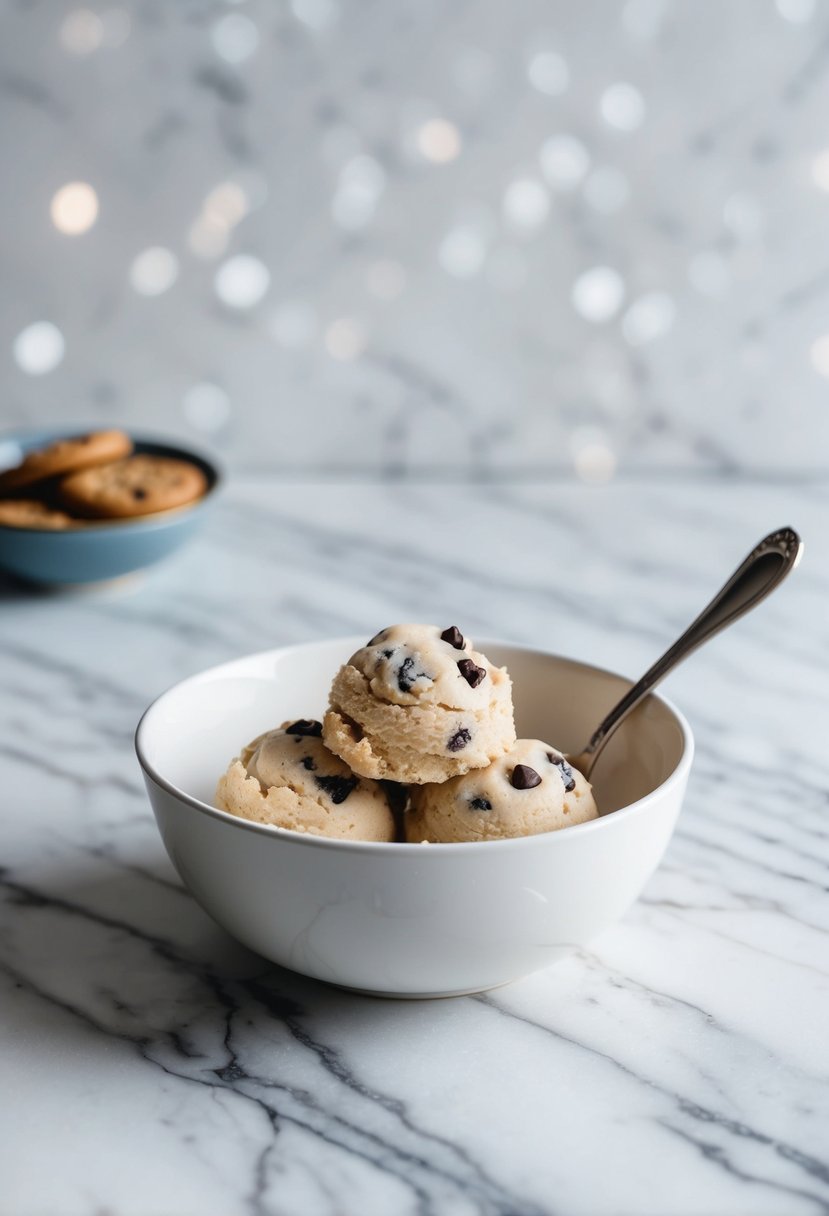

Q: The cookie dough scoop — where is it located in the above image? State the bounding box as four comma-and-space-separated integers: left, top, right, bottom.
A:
323, 624, 516, 784
216, 719, 396, 842
405, 739, 598, 842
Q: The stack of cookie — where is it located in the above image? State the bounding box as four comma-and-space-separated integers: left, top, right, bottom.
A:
0, 430, 208, 529
216, 623, 599, 844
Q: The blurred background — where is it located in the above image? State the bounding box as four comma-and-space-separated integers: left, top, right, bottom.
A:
2, 0, 828, 479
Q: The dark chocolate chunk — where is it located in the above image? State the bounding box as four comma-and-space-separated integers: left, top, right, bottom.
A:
397, 655, 431, 693
511, 764, 542, 790
133, 487, 147, 500
457, 658, 486, 688
381, 648, 394, 658
397, 655, 417, 692
447, 727, 471, 752
548, 752, 576, 792
441, 625, 465, 650
470, 796, 492, 811
284, 719, 323, 737
314, 774, 358, 805
301, 756, 316, 771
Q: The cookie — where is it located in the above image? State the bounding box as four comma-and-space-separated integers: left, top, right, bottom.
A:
0, 430, 133, 491
0, 499, 77, 530
59, 454, 208, 518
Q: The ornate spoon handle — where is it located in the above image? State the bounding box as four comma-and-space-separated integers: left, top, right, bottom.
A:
568, 527, 803, 778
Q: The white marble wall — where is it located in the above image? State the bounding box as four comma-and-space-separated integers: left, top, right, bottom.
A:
2, 0, 829, 475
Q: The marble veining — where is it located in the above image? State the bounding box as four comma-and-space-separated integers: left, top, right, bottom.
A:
1, 477, 828, 1215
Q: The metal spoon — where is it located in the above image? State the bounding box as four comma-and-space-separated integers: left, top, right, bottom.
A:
567, 526, 803, 779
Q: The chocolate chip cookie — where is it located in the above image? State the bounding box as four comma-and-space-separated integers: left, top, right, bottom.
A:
0, 499, 76, 530
0, 429, 132, 491
59, 454, 208, 518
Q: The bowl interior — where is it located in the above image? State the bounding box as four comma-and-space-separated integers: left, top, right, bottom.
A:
139, 638, 688, 821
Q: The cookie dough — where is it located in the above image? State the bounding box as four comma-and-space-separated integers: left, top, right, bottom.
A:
0, 429, 132, 491
323, 624, 516, 784
60, 454, 207, 518
216, 719, 396, 841
405, 739, 598, 842
0, 499, 76, 530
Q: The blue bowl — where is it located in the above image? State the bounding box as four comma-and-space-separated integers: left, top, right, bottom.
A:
0, 429, 222, 586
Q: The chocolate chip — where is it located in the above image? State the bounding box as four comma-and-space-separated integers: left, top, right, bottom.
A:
470, 796, 492, 811
548, 752, 576, 792
284, 719, 323, 737
314, 774, 358, 804
398, 656, 416, 692
381, 648, 394, 658
397, 655, 431, 693
301, 756, 316, 771
511, 764, 541, 790
133, 488, 147, 500
447, 727, 471, 752
441, 625, 465, 650
457, 658, 486, 688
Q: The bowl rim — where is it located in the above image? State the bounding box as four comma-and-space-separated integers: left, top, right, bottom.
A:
135, 636, 695, 855
0, 426, 223, 534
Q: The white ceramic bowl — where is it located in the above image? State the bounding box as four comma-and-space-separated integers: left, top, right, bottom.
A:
136, 638, 693, 998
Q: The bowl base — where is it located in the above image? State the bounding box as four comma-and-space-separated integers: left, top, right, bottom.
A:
331, 976, 517, 1000
30, 570, 148, 594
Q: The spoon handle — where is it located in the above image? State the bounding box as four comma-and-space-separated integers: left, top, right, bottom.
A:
571, 527, 803, 778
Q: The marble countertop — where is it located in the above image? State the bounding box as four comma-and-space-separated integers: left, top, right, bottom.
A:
2, 476, 828, 1216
